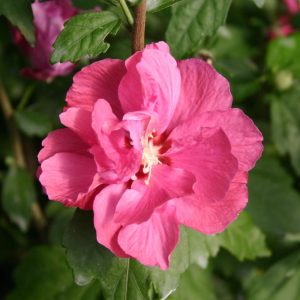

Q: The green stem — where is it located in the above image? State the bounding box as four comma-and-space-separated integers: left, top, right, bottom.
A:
119, 0, 134, 26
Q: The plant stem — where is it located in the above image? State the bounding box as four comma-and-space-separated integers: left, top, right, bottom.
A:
0, 84, 46, 230
132, 0, 147, 53
119, 0, 134, 26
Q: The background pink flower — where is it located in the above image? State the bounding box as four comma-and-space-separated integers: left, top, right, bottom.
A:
270, 0, 300, 38
38, 42, 263, 269
14, 0, 77, 81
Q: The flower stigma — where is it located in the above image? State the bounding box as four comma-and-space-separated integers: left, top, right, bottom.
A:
139, 131, 162, 185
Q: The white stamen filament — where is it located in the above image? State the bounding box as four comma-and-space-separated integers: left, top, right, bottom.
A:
141, 132, 161, 185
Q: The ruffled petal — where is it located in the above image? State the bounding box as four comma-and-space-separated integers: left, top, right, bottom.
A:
66, 59, 126, 117
93, 184, 129, 257
171, 171, 248, 234
114, 165, 195, 225
166, 128, 238, 203
39, 152, 97, 209
169, 109, 263, 171
118, 203, 179, 270
118, 42, 181, 133
168, 59, 232, 130
92, 99, 141, 182
60, 107, 97, 145
38, 128, 90, 162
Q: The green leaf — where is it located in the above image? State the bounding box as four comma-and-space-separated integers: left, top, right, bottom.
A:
252, 0, 265, 8
170, 264, 217, 300
15, 110, 53, 137
247, 155, 300, 237
51, 11, 121, 63
247, 252, 300, 300
63, 210, 116, 286
267, 33, 300, 77
218, 212, 271, 260
166, 0, 232, 58
7, 245, 101, 300
271, 88, 300, 174
148, 227, 220, 298
0, 0, 35, 45
1, 166, 36, 231
64, 210, 152, 299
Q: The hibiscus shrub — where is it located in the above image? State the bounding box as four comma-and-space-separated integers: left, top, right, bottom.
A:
1, 0, 300, 299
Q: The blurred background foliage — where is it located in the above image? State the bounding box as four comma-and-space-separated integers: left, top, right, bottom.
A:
1, 0, 300, 299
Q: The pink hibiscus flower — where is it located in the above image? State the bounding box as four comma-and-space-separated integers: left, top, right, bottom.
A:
38, 42, 263, 269
14, 0, 77, 81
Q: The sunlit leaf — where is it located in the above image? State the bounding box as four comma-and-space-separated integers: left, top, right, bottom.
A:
51, 11, 121, 63
166, 0, 232, 58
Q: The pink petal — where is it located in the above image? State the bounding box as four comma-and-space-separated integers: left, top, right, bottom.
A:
168, 59, 232, 130
66, 59, 126, 117
118, 204, 179, 270
169, 109, 263, 171
118, 43, 181, 133
14, 0, 77, 81
38, 128, 90, 162
171, 171, 248, 234
166, 128, 238, 203
92, 99, 141, 182
93, 184, 129, 257
114, 165, 195, 225
39, 152, 97, 209
284, 0, 299, 14
60, 107, 97, 145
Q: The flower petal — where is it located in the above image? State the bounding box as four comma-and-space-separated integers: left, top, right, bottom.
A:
171, 171, 248, 234
66, 59, 126, 117
169, 59, 232, 130
166, 128, 238, 202
39, 152, 97, 209
38, 128, 90, 162
60, 107, 97, 145
118, 43, 181, 133
169, 109, 263, 171
92, 99, 141, 182
114, 165, 195, 225
93, 184, 129, 257
118, 203, 179, 270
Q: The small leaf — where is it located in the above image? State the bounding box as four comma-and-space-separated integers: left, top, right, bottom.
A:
247, 252, 300, 300
218, 212, 271, 260
1, 166, 36, 231
51, 11, 121, 63
0, 0, 35, 45
166, 0, 232, 58
15, 110, 53, 137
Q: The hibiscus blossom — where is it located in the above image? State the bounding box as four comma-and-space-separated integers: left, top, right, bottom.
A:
38, 42, 263, 269
13, 0, 77, 81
